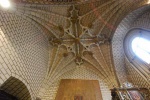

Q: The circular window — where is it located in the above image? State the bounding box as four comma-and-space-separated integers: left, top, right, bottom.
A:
124, 28, 150, 64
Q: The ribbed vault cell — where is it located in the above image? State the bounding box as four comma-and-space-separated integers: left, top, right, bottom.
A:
50, 6, 109, 65
40, 66, 111, 100
1, 1, 149, 99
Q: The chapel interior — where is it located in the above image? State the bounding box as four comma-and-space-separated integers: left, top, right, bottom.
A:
0, 0, 150, 100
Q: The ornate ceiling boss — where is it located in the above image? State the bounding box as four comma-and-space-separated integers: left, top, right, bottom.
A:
50, 6, 109, 65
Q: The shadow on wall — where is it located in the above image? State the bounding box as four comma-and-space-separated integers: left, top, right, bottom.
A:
0, 76, 31, 100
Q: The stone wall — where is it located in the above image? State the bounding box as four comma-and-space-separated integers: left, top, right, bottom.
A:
0, 11, 49, 99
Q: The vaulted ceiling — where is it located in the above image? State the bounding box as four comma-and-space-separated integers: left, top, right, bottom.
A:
1, 0, 150, 98
4, 0, 149, 87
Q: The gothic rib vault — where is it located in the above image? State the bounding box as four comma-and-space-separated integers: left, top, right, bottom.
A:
49, 6, 109, 65
0, 0, 150, 99
6, 0, 121, 88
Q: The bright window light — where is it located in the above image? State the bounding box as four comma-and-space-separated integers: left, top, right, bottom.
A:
0, 0, 10, 8
132, 37, 150, 64
148, 0, 150, 4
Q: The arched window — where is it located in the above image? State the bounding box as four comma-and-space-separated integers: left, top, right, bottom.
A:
132, 37, 150, 64
124, 28, 150, 80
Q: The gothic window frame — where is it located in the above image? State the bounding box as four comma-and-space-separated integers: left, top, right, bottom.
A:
124, 28, 150, 80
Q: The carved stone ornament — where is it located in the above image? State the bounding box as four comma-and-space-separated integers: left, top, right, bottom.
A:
50, 6, 109, 65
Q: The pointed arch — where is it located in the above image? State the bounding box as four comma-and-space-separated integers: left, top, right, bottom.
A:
0, 76, 32, 100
